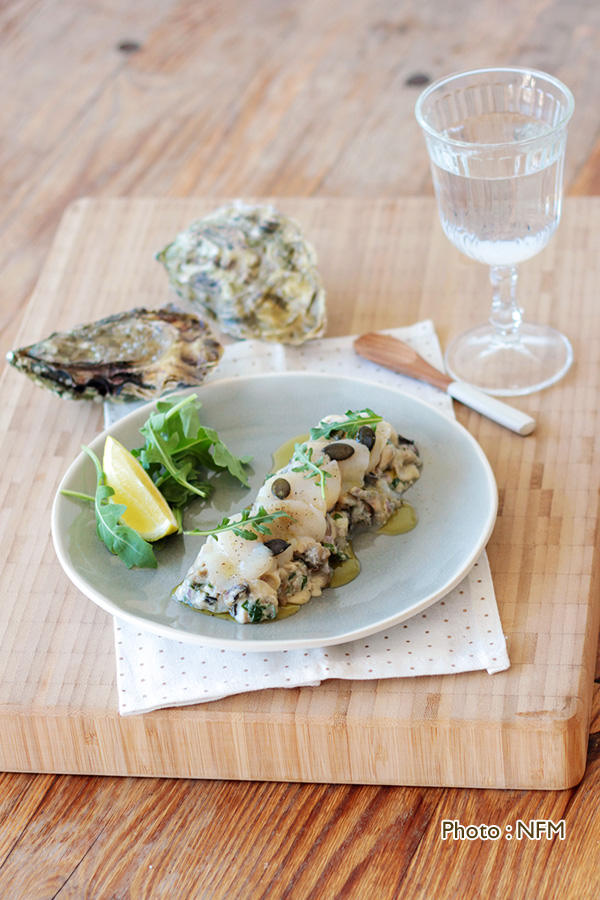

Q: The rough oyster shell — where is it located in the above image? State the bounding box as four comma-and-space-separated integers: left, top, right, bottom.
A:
156, 201, 327, 344
6, 304, 223, 401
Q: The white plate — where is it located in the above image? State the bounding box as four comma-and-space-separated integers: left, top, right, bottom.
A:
52, 372, 498, 651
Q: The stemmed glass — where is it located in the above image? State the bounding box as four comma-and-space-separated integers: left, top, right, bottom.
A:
415, 67, 575, 396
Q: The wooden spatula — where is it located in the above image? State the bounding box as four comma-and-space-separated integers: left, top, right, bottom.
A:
354, 333, 536, 436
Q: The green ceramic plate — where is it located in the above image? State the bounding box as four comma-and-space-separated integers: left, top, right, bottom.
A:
51, 372, 497, 651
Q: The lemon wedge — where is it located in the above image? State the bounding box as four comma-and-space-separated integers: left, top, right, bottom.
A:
103, 435, 179, 541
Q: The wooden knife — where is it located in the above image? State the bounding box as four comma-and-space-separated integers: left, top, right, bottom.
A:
354, 333, 536, 436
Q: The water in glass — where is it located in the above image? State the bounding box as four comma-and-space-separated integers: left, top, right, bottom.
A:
431, 113, 565, 267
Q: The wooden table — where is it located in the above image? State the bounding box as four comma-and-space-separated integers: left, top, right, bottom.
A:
1, 2, 599, 897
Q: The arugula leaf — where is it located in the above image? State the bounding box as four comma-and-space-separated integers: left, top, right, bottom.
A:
139, 423, 209, 501
310, 408, 383, 441
290, 442, 332, 499
185, 506, 289, 541
132, 394, 252, 508
77, 446, 157, 569
204, 427, 253, 485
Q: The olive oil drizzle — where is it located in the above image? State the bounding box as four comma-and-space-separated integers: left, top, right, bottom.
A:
377, 502, 417, 536
330, 542, 361, 588
328, 504, 417, 590
270, 432, 309, 471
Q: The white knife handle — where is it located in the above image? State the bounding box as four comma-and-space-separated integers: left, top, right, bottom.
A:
447, 382, 536, 435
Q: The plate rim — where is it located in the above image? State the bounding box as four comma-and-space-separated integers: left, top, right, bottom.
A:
51, 371, 498, 651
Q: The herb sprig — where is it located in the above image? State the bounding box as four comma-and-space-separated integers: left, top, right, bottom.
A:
310, 408, 383, 441
290, 442, 331, 499
185, 506, 289, 541
62, 446, 157, 569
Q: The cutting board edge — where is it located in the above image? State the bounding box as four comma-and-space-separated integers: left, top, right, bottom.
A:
0, 704, 588, 789
2, 196, 598, 789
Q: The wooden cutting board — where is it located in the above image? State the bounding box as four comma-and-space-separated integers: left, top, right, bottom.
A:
1, 197, 598, 789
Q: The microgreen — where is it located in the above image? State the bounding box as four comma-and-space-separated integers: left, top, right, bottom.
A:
290, 442, 331, 499
310, 408, 383, 441
185, 506, 289, 541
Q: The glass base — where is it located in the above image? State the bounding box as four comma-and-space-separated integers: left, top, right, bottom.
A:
444, 323, 573, 396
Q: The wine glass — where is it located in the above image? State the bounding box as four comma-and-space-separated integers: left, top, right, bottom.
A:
415, 67, 575, 396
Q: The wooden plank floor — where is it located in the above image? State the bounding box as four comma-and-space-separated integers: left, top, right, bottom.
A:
0, 1, 599, 897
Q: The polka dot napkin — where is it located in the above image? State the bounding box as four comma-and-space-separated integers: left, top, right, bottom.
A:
106, 320, 510, 715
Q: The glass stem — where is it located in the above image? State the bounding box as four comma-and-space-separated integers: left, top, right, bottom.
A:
488, 265, 523, 338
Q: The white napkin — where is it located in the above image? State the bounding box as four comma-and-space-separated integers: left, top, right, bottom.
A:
108, 321, 509, 715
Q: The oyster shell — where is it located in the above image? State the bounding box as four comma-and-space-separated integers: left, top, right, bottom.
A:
6, 304, 223, 401
156, 201, 327, 344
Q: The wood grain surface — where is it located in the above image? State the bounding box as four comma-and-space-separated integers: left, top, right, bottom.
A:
1, 1, 599, 898
1, 193, 598, 792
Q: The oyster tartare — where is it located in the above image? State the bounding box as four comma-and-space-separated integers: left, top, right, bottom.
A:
156, 201, 327, 344
174, 410, 422, 623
